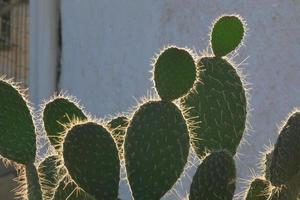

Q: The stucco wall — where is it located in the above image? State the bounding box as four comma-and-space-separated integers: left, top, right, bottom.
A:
60, 0, 300, 199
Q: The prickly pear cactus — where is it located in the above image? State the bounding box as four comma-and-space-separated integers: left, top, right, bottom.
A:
63, 122, 120, 200
124, 101, 190, 200
153, 46, 196, 101
189, 150, 236, 200
270, 111, 300, 186
0, 79, 36, 164
181, 15, 247, 158
246, 178, 271, 200
42, 96, 87, 151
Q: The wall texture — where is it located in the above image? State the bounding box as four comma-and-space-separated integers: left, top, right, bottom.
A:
60, 0, 300, 199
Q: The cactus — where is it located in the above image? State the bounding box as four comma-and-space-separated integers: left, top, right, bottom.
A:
153, 46, 197, 101
124, 101, 190, 200
181, 15, 247, 158
42, 96, 87, 151
245, 178, 271, 200
0, 14, 266, 200
189, 150, 236, 200
0, 78, 42, 200
62, 121, 120, 200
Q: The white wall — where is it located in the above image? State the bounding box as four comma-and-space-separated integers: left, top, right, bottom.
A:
60, 0, 300, 199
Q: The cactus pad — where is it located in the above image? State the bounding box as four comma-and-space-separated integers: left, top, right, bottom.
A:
246, 178, 271, 200
270, 111, 300, 186
124, 101, 190, 200
182, 57, 247, 158
189, 150, 236, 200
43, 97, 87, 150
0, 79, 36, 164
211, 15, 245, 57
38, 155, 65, 200
63, 122, 120, 200
153, 47, 196, 101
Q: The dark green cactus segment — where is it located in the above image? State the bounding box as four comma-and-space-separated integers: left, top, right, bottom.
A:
107, 116, 129, 159
211, 15, 245, 57
53, 179, 96, 200
26, 162, 43, 200
270, 111, 300, 186
63, 122, 120, 200
154, 47, 196, 101
43, 97, 87, 150
246, 179, 271, 200
189, 150, 236, 200
0, 80, 36, 164
181, 57, 247, 158
38, 155, 65, 200
124, 101, 190, 200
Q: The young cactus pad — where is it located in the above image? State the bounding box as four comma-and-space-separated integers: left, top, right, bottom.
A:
124, 101, 190, 200
63, 122, 120, 200
153, 46, 196, 101
0, 79, 36, 164
270, 111, 300, 186
43, 97, 87, 150
211, 15, 245, 57
246, 178, 271, 200
182, 57, 247, 158
189, 150, 236, 200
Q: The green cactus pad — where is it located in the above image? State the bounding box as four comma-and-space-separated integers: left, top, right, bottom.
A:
0, 80, 36, 164
153, 47, 196, 101
43, 97, 87, 150
189, 150, 236, 200
107, 116, 129, 160
181, 57, 247, 158
63, 122, 120, 200
246, 179, 271, 200
38, 155, 65, 200
26, 162, 43, 200
270, 111, 300, 186
124, 101, 190, 200
211, 15, 245, 57
53, 178, 95, 200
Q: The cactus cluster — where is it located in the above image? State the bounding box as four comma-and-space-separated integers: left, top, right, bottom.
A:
0, 14, 299, 200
